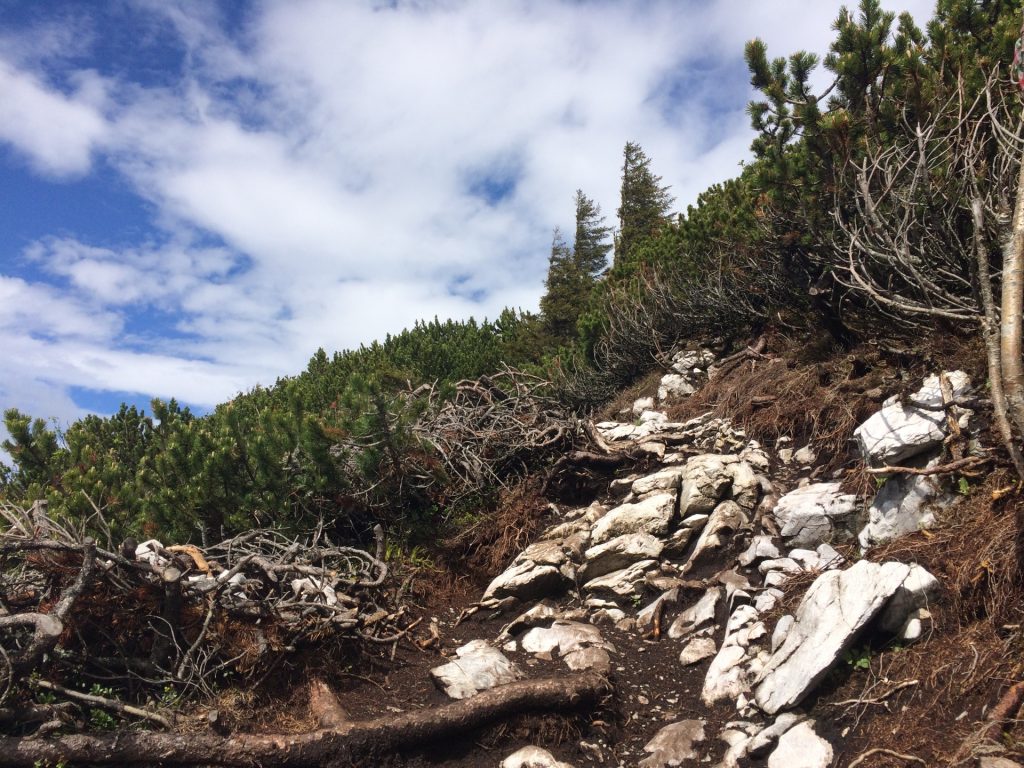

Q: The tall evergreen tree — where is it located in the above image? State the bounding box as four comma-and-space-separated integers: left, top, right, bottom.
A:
572, 190, 612, 278
614, 142, 674, 266
540, 228, 587, 343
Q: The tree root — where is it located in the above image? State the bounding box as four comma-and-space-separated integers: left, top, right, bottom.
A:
0, 671, 611, 767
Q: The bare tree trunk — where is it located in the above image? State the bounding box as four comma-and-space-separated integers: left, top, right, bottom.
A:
1001, 158, 1024, 437
0, 672, 609, 767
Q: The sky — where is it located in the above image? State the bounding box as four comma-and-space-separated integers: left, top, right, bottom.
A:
0, 0, 937, 438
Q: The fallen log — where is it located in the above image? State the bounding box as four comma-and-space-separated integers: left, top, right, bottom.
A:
0, 671, 610, 767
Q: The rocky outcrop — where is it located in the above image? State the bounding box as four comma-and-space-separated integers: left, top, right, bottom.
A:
772, 482, 859, 547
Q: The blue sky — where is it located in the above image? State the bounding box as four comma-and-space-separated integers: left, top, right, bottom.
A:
0, 0, 935, 435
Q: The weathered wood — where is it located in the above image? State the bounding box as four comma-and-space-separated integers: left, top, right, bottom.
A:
0, 672, 610, 767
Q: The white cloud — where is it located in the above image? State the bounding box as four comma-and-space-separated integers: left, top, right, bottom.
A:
0, 0, 942, 427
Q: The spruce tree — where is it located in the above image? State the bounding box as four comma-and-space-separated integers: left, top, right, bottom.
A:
540, 228, 587, 343
573, 190, 612, 278
614, 142, 674, 266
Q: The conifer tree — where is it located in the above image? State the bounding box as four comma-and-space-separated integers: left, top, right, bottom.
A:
540, 228, 587, 343
614, 142, 674, 266
573, 190, 612, 279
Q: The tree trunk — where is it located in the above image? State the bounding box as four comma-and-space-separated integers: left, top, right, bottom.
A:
1001, 158, 1024, 438
0, 672, 610, 767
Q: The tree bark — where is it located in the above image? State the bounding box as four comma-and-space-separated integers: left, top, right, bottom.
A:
0, 671, 610, 767
1001, 157, 1024, 438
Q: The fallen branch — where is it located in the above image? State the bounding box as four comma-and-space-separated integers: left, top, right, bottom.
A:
866, 456, 990, 476
34, 680, 172, 730
983, 680, 1024, 742
829, 679, 919, 707
0, 672, 610, 767
848, 747, 926, 767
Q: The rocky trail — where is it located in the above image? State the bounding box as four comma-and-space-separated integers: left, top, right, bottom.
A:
335, 350, 1007, 768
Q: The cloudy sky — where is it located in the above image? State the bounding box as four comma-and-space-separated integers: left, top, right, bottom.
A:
0, 0, 935, 431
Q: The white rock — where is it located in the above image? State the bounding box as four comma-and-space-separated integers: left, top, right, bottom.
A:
639, 409, 668, 425
746, 712, 805, 757
684, 500, 749, 570
793, 445, 817, 465
679, 636, 718, 666
482, 561, 567, 604
772, 482, 859, 547
668, 587, 721, 639
759, 558, 802, 575
858, 466, 947, 550
631, 466, 686, 496
877, 564, 940, 634
590, 493, 676, 545
581, 533, 664, 582
500, 745, 575, 768
637, 588, 679, 631
755, 588, 784, 613
659, 373, 698, 402
767, 720, 833, 768
679, 454, 739, 515
639, 719, 706, 767
771, 615, 795, 654
632, 397, 656, 416
854, 371, 971, 465
738, 535, 780, 567
754, 560, 913, 714
581, 559, 657, 597
778, 448, 794, 465
430, 640, 522, 699
520, 620, 607, 655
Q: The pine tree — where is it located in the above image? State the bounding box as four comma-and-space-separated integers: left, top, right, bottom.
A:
572, 190, 612, 278
540, 228, 587, 343
614, 142, 674, 266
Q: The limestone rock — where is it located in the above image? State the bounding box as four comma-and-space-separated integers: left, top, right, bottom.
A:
658, 373, 697, 402
668, 587, 721, 639
581, 533, 664, 582
639, 719, 706, 768
877, 563, 940, 635
679, 454, 738, 515
754, 560, 913, 714
590, 493, 676, 545
501, 746, 575, 768
746, 712, 805, 757
767, 720, 832, 768
684, 500, 749, 569
679, 636, 717, 666
430, 640, 522, 699
632, 396, 655, 416
482, 561, 568, 604
854, 371, 971, 465
520, 620, 613, 672
632, 466, 685, 496
859, 466, 948, 550
582, 559, 657, 598
738, 535, 780, 567
772, 482, 859, 547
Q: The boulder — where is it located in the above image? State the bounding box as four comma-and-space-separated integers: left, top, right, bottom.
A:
772, 482, 859, 547
738, 535, 780, 567
877, 563, 940, 635
639, 719, 706, 768
679, 454, 738, 515
668, 587, 721, 639
590, 493, 676, 545
501, 746, 575, 768
520, 620, 614, 673
754, 560, 913, 714
430, 640, 522, 699
581, 533, 664, 582
684, 501, 749, 570
854, 371, 971, 465
701, 604, 765, 705
746, 712, 805, 757
767, 720, 833, 768
859, 466, 948, 550
632, 397, 655, 416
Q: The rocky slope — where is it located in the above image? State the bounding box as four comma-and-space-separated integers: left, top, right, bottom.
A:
418, 350, 1011, 768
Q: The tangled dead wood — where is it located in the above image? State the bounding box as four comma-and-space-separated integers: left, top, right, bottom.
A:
0, 500, 406, 735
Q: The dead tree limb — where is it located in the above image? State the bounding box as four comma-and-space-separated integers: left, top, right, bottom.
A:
0, 672, 610, 767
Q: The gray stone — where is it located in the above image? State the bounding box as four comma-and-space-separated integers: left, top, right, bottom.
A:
701, 605, 764, 705
859, 466, 948, 550
581, 533, 664, 582
767, 720, 832, 768
755, 588, 784, 613
639, 719, 706, 767
754, 560, 913, 714
632, 396, 655, 416
877, 563, 940, 634
794, 445, 817, 465
563, 645, 612, 673
430, 640, 522, 699
520, 620, 613, 673
637, 588, 680, 631
679, 454, 739, 515
854, 371, 971, 465
498, 601, 561, 639
772, 482, 859, 547
500, 745, 575, 768
590, 493, 676, 545
759, 557, 803, 575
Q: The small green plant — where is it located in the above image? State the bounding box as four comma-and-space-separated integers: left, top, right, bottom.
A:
842, 646, 871, 670
87, 684, 118, 730
958, 477, 970, 495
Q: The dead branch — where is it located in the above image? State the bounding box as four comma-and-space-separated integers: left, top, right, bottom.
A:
848, 747, 926, 767
0, 672, 610, 767
34, 680, 172, 730
866, 456, 991, 476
